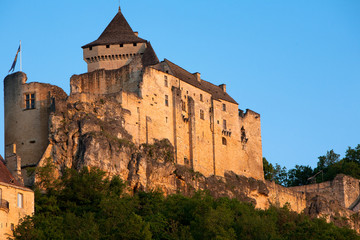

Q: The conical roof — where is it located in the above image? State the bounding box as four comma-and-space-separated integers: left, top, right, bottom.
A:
82, 10, 147, 48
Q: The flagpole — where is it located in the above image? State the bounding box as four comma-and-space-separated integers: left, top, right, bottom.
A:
20, 40, 22, 72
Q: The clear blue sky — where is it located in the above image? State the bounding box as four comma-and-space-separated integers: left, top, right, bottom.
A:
1, 0, 360, 170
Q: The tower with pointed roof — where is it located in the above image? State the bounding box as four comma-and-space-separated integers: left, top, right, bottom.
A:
82, 8, 156, 72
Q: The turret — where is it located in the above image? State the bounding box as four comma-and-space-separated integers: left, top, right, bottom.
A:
82, 8, 154, 72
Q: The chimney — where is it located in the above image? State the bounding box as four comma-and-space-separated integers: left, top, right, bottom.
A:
134, 32, 139, 37
219, 84, 226, 92
193, 72, 201, 82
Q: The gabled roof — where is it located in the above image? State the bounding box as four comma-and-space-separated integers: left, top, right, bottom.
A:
82, 9, 147, 48
162, 59, 238, 104
142, 42, 159, 67
0, 155, 21, 186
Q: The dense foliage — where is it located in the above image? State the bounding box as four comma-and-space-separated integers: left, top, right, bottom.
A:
264, 144, 360, 187
11, 166, 360, 240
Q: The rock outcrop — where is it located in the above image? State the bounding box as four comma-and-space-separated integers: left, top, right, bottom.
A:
34, 94, 360, 232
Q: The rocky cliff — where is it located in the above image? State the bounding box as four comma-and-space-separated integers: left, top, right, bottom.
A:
36, 94, 360, 232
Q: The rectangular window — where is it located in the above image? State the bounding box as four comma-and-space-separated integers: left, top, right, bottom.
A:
200, 109, 204, 120
25, 93, 36, 110
222, 103, 226, 111
164, 76, 168, 87
200, 94, 203, 102
223, 120, 227, 129
120, 44, 124, 47
133, 43, 137, 46
17, 193, 23, 208
165, 95, 169, 106
89, 47, 92, 51
181, 100, 186, 111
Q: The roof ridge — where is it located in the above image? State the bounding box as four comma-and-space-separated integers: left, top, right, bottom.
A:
163, 59, 237, 104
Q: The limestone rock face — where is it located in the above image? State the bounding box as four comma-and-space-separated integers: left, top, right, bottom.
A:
44, 95, 270, 206
305, 193, 360, 232
42, 94, 360, 232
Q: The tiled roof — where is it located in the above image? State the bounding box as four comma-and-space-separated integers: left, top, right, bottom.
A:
142, 42, 159, 67
0, 155, 21, 186
82, 10, 147, 48
163, 59, 238, 104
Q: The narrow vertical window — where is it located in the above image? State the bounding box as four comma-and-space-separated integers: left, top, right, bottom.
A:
165, 95, 169, 106
181, 100, 186, 111
17, 193, 23, 208
222, 103, 226, 111
222, 137, 227, 145
200, 94, 203, 102
200, 109, 204, 120
25, 93, 36, 110
223, 120, 227, 129
164, 75, 168, 87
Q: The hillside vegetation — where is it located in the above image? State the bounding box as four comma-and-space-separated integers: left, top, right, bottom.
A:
11, 164, 360, 240
264, 144, 360, 187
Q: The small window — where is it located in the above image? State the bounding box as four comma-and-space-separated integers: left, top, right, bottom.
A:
25, 93, 35, 110
106, 45, 110, 48
165, 117, 168, 123
17, 193, 23, 208
120, 44, 124, 47
200, 94, 203, 102
222, 137, 227, 145
11, 224, 14, 231
165, 95, 169, 106
133, 43, 137, 46
89, 47, 92, 51
223, 120, 227, 129
164, 76, 168, 87
222, 104, 226, 111
181, 101, 186, 111
200, 110, 204, 120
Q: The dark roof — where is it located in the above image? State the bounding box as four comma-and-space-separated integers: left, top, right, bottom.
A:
82, 10, 147, 48
142, 42, 159, 66
163, 59, 238, 104
0, 155, 21, 186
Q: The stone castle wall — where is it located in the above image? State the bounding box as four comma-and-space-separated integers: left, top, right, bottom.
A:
69, 61, 264, 179
4, 72, 67, 186
289, 174, 360, 209
83, 42, 147, 72
266, 181, 307, 213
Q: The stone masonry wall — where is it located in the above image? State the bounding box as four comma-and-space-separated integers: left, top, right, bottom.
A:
4, 72, 67, 186
289, 174, 360, 209
0, 182, 34, 239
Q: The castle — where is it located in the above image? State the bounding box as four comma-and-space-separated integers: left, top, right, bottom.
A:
5, 7, 360, 233
4, 8, 263, 186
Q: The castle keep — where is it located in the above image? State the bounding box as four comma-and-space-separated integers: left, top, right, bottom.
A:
4, 8, 263, 186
